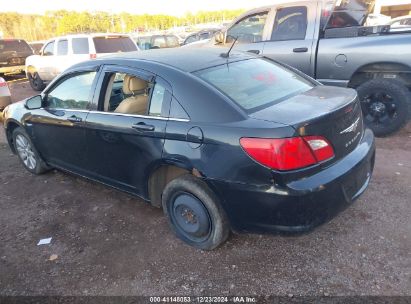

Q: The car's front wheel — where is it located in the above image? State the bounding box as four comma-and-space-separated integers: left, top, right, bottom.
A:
13, 128, 49, 174
28, 72, 46, 91
162, 174, 230, 250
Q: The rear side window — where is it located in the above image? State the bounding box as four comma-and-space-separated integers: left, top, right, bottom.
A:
57, 40, 68, 56
72, 38, 90, 54
271, 6, 307, 41
0, 40, 32, 53
195, 59, 313, 113
92, 36, 137, 53
149, 83, 166, 117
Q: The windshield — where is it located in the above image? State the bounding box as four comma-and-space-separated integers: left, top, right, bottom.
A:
195, 59, 314, 113
93, 36, 137, 53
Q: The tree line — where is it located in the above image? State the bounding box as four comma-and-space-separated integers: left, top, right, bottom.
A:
0, 9, 244, 41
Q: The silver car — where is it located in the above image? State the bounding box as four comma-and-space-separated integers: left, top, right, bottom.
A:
0, 77, 11, 111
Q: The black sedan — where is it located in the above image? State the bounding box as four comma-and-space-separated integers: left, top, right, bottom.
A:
2, 48, 375, 250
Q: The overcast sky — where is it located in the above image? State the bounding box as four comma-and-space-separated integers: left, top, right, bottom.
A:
0, 0, 279, 15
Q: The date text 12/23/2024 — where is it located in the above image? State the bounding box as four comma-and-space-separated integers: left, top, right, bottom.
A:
150, 296, 257, 303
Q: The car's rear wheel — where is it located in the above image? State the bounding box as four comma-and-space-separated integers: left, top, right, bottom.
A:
28, 72, 46, 91
13, 128, 49, 174
162, 174, 230, 250
357, 79, 411, 137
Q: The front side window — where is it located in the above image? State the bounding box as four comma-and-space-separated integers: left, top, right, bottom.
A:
43, 41, 55, 56
227, 12, 268, 44
195, 59, 313, 113
57, 40, 68, 56
185, 35, 198, 45
271, 6, 307, 41
72, 38, 90, 54
46, 72, 96, 110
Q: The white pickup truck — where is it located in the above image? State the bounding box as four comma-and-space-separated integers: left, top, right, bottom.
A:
25, 33, 138, 91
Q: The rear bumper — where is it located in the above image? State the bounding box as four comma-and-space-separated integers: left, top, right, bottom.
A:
208, 129, 376, 233
0, 65, 25, 74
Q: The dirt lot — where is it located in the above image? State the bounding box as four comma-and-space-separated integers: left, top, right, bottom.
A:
0, 78, 410, 296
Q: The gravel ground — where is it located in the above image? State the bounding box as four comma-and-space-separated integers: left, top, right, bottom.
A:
0, 78, 410, 296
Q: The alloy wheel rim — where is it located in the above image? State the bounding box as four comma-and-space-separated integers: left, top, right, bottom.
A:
362, 92, 398, 126
15, 134, 37, 170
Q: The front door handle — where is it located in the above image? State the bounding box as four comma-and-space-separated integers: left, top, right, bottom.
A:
132, 122, 155, 132
248, 49, 260, 55
67, 115, 82, 123
293, 47, 308, 53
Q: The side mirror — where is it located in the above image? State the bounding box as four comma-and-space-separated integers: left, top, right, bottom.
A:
214, 31, 225, 44
25, 95, 43, 110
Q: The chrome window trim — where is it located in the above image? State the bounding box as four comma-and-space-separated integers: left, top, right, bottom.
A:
41, 108, 190, 122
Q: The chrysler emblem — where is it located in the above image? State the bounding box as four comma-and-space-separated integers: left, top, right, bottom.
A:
340, 117, 360, 134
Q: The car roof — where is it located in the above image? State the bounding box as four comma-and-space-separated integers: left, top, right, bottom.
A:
46, 33, 131, 41
97, 47, 255, 73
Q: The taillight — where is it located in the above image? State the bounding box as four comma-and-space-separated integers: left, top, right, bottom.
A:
0, 77, 8, 88
240, 136, 334, 171
90, 54, 97, 59
304, 136, 334, 163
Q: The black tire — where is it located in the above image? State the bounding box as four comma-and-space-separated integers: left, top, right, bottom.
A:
162, 174, 230, 250
12, 127, 50, 175
357, 79, 411, 137
28, 72, 46, 91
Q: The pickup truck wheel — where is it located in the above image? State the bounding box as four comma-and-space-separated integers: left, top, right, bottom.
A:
357, 79, 411, 137
162, 174, 230, 250
28, 72, 46, 91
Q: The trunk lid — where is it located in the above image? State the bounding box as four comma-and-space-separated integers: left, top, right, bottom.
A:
250, 86, 364, 162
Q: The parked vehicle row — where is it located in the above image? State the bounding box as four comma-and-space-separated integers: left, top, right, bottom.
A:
134, 34, 180, 50
2, 48, 375, 250
183, 29, 220, 46
190, 0, 411, 137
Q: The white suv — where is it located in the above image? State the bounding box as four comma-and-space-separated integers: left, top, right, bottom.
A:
25, 33, 138, 91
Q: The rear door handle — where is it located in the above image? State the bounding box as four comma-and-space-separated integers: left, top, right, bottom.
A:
293, 47, 308, 53
132, 122, 155, 132
248, 50, 260, 55
67, 115, 82, 123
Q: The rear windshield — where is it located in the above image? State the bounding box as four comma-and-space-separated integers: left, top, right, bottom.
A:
92, 36, 137, 53
195, 59, 314, 113
0, 40, 32, 53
